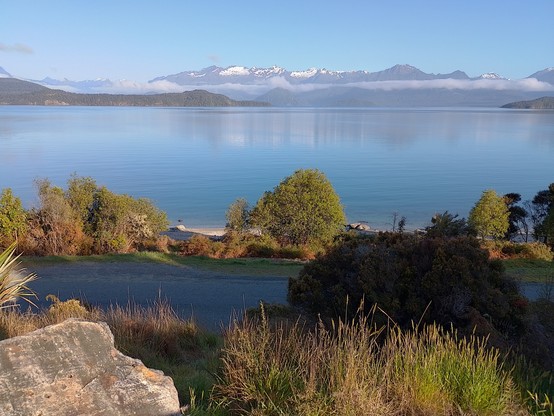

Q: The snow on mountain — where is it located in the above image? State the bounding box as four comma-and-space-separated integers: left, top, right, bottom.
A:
220, 66, 250, 76
4, 64, 552, 100
252, 66, 286, 77
290, 68, 319, 78
476, 73, 507, 80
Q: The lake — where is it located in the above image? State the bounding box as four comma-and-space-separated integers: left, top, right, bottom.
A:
1, 106, 553, 230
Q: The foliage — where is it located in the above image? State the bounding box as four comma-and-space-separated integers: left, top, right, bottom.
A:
0, 243, 37, 309
214, 304, 524, 415
0, 294, 546, 414
503, 193, 529, 241
529, 184, 554, 244
225, 198, 250, 233
18, 175, 169, 255
0, 188, 27, 248
482, 240, 553, 262
250, 169, 346, 247
24, 179, 88, 255
426, 211, 473, 238
181, 232, 315, 260
289, 233, 525, 338
65, 174, 97, 228
469, 189, 510, 239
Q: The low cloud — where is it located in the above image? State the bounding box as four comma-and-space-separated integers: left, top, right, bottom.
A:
109, 79, 187, 94
346, 78, 554, 92
0, 43, 33, 54
39, 75, 554, 97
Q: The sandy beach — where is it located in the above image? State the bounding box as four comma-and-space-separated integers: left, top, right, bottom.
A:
161, 225, 226, 241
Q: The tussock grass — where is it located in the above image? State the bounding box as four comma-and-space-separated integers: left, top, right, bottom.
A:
214, 304, 527, 415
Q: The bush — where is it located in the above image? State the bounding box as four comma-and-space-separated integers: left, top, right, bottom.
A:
289, 233, 526, 339
250, 169, 346, 246
482, 240, 554, 261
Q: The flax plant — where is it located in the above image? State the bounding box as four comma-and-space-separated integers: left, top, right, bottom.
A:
0, 242, 37, 309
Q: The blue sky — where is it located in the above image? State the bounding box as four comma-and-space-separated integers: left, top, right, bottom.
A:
2, 0, 553, 82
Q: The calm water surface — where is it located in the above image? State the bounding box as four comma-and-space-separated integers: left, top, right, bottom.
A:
1, 106, 553, 230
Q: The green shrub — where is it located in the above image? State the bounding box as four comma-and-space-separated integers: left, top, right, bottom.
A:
289, 233, 526, 338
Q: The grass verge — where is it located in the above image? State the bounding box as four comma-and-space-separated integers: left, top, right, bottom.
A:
20, 252, 305, 277
502, 258, 554, 283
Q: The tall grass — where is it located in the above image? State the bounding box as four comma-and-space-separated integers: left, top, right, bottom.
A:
0, 298, 548, 414
214, 304, 526, 415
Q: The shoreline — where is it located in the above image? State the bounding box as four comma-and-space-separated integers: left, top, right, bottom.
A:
162, 225, 226, 241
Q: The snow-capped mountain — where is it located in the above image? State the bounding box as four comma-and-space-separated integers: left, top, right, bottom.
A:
2, 63, 553, 107
150, 64, 473, 86
475, 73, 507, 80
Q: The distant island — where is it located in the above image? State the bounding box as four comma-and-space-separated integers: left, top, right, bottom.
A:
0, 78, 269, 107
501, 96, 554, 109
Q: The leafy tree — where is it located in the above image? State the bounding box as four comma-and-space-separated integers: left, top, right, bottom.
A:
250, 169, 346, 246
468, 190, 509, 240
530, 183, 554, 244
502, 193, 529, 241
426, 211, 472, 238
0, 188, 27, 248
225, 198, 250, 233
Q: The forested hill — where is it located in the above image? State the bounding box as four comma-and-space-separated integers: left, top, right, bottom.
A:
501, 96, 554, 109
0, 78, 269, 107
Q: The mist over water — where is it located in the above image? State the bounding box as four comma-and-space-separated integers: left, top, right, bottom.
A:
1, 106, 553, 230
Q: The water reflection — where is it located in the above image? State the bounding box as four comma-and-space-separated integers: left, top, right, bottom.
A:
0, 106, 553, 229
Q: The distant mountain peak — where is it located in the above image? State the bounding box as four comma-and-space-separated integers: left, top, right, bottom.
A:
477, 72, 507, 80
0, 66, 13, 78
527, 68, 554, 84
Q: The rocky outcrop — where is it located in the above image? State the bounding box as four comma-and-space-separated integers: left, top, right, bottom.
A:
0, 319, 180, 416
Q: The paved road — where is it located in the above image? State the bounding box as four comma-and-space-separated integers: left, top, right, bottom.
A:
26, 262, 289, 332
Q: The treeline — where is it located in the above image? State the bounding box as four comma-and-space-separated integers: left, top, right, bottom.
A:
466, 186, 554, 245
0, 78, 269, 107
501, 96, 554, 109
0, 175, 168, 255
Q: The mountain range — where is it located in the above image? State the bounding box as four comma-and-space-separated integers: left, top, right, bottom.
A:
1, 64, 553, 107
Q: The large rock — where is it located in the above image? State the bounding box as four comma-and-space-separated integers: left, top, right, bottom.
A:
0, 319, 181, 416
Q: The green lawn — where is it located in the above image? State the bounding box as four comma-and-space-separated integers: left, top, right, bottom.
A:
502, 258, 554, 283
21, 252, 305, 278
